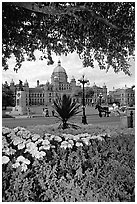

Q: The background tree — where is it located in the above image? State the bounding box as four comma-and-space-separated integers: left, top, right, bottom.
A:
2, 2, 135, 75
73, 86, 94, 104
85, 87, 94, 99
2, 82, 15, 110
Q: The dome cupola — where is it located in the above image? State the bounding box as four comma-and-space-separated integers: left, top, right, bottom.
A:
51, 60, 68, 84
52, 60, 66, 74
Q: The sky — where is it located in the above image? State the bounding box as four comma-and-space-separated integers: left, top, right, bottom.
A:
2, 51, 135, 92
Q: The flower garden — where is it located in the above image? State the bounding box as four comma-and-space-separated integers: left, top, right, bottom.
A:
2, 125, 135, 202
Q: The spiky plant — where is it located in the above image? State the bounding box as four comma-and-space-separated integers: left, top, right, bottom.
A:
53, 94, 81, 129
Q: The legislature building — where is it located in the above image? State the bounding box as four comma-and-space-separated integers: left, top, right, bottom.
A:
8, 60, 108, 114
10, 60, 78, 107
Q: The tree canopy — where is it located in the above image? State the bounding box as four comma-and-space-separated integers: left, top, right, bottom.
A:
73, 86, 94, 99
2, 2, 135, 75
2, 82, 15, 109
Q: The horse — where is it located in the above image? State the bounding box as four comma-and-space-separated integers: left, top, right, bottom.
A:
95, 104, 110, 117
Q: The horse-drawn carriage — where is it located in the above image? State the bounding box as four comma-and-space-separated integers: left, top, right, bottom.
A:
95, 104, 111, 117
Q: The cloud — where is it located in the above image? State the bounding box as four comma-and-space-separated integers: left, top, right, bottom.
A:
2, 52, 135, 91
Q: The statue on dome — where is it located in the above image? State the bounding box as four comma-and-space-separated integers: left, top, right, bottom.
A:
19, 80, 24, 91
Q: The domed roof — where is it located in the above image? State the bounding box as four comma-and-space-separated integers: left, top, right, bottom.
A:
53, 60, 66, 73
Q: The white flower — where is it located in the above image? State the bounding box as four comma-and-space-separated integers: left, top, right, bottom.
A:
35, 138, 43, 145
39, 145, 50, 151
91, 135, 104, 141
22, 131, 31, 139
91, 135, 98, 140
97, 136, 104, 141
60, 141, 69, 149
4, 147, 16, 155
12, 162, 20, 168
24, 158, 30, 165
44, 133, 51, 138
7, 131, 16, 138
31, 150, 45, 159
18, 142, 25, 150
51, 145, 56, 148
81, 137, 90, 145
73, 135, 80, 141
25, 139, 31, 144
62, 133, 68, 137
21, 163, 28, 172
39, 151, 46, 157
68, 139, 74, 146
17, 155, 26, 162
49, 135, 55, 141
76, 142, 83, 147
82, 133, 91, 137
67, 143, 73, 148
42, 139, 50, 146
17, 130, 24, 137
20, 127, 26, 131
13, 127, 20, 133
13, 137, 24, 146
54, 135, 62, 142
2, 127, 11, 135
2, 146, 9, 154
2, 156, 10, 164
26, 142, 37, 150
32, 134, 40, 141
63, 134, 74, 140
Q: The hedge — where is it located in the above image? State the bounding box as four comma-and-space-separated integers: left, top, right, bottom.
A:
2, 126, 135, 202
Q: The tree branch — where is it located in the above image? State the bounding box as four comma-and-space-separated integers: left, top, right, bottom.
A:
9, 2, 122, 30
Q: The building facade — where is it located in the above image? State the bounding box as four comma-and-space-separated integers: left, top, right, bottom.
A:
8, 60, 108, 108
10, 60, 78, 107
91, 82, 107, 104
108, 85, 135, 106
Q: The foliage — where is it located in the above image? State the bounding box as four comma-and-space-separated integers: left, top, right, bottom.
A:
53, 94, 81, 129
2, 2, 135, 74
73, 86, 94, 99
2, 126, 135, 202
2, 82, 15, 109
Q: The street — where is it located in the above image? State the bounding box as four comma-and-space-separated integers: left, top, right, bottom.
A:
2, 114, 121, 128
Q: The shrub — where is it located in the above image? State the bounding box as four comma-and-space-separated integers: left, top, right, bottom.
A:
2, 126, 135, 202
53, 94, 81, 129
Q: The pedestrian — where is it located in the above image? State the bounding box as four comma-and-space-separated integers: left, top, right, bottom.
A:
52, 109, 55, 116
46, 109, 49, 117
42, 108, 45, 117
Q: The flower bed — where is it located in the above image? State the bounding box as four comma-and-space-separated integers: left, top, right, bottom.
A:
2, 126, 135, 202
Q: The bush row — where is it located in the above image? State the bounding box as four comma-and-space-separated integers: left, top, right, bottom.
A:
2, 126, 135, 202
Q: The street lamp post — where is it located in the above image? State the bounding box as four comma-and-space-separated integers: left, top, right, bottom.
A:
99, 93, 103, 106
78, 75, 89, 124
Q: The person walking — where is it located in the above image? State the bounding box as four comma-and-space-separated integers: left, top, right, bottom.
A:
52, 109, 55, 117
43, 108, 45, 117
45, 108, 49, 117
